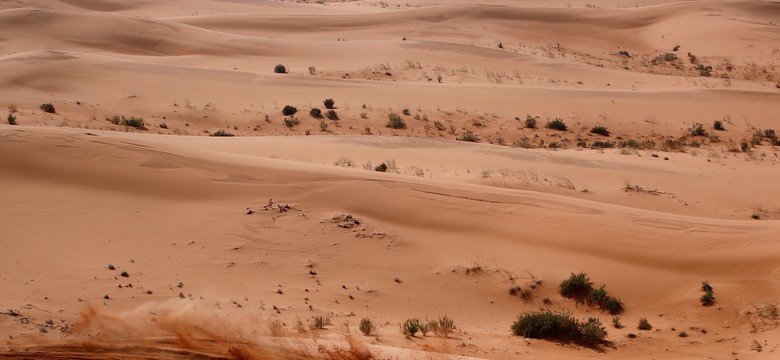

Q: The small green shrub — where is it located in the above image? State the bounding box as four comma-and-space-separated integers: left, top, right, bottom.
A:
431, 315, 455, 337
284, 117, 300, 128
604, 296, 625, 315
457, 131, 479, 142
546, 118, 567, 131
400, 318, 421, 337
323, 98, 335, 109
359, 318, 375, 336
700, 291, 715, 307
713, 120, 725, 131
309, 108, 323, 118
319, 120, 328, 132
325, 110, 339, 120
386, 112, 406, 129
741, 141, 751, 153
701, 282, 713, 293
591, 141, 614, 149
590, 125, 610, 136
590, 285, 608, 305
638, 318, 652, 331
511, 309, 606, 347
525, 115, 538, 129
274, 64, 287, 74
402, 108, 411, 116
7, 114, 16, 125
123, 116, 145, 128
560, 272, 593, 300
689, 123, 707, 136
282, 105, 298, 116
612, 316, 622, 329
375, 163, 388, 172
39, 103, 56, 114
159, 123, 168, 129
434, 120, 446, 131
211, 129, 234, 137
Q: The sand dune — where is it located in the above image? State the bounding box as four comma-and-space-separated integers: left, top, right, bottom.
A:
1, 0, 780, 359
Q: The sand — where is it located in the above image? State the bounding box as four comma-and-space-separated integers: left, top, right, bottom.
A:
1, 0, 779, 359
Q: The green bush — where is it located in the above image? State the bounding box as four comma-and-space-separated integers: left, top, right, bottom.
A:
309, 108, 323, 118
39, 103, 56, 114
546, 118, 567, 131
431, 315, 455, 337
701, 291, 715, 306
123, 116, 145, 129
638, 318, 652, 330
7, 114, 17, 125
701, 282, 713, 293
713, 120, 725, 131
319, 120, 328, 132
359, 318, 375, 336
689, 123, 707, 136
325, 110, 339, 120
274, 64, 287, 74
323, 98, 335, 109
282, 105, 298, 116
400, 318, 421, 337
457, 131, 479, 142
434, 120, 446, 131
590, 125, 610, 136
386, 112, 406, 129
211, 129, 234, 137
284, 117, 300, 128
590, 285, 608, 305
525, 115, 538, 129
560, 272, 593, 300
591, 141, 614, 149
375, 163, 388, 172
604, 296, 624, 315
511, 309, 606, 347
402, 108, 411, 116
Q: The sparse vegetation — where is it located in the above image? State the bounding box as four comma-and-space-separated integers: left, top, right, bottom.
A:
400, 318, 422, 337
284, 117, 300, 128
375, 163, 388, 172
282, 105, 298, 116
359, 318, 375, 336
700, 281, 715, 306
546, 118, 567, 131
309, 108, 323, 118
689, 123, 707, 137
211, 129, 234, 137
457, 130, 479, 142
511, 309, 607, 347
325, 110, 339, 120
39, 103, 56, 114
560, 272, 623, 314
274, 64, 287, 74
319, 120, 328, 132
590, 125, 610, 136
713, 120, 725, 131
7, 114, 16, 125
638, 318, 652, 331
402, 108, 411, 116
386, 112, 406, 129
434, 120, 446, 131
323, 98, 335, 109
525, 115, 538, 129
430, 315, 456, 337
612, 316, 623, 329
310, 316, 329, 330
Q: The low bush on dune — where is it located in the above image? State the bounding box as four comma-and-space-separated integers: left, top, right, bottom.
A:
359, 318, 375, 336
323, 98, 336, 109
430, 315, 456, 337
309, 108, 323, 118
457, 130, 479, 142
282, 105, 298, 116
713, 120, 726, 131
560, 272, 624, 314
386, 112, 406, 129
274, 64, 287, 74
400, 318, 421, 337
39, 103, 56, 114
590, 125, 610, 136
325, 110, 339, 120
107, 115, 145, 129
700, 281, 715, 306
511, 309, 607, 347
284, 116, 300, 129
637, 318, 652, 330
211, 129, 234, 137
7, 114, 17, 125
546, 118, 567, 131
525, 115, 538, 129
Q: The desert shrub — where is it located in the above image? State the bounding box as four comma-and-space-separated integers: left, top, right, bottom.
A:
323, 98, 335, 109
386, 112, 406, 129
559, 272, 593, 300
741, 141, 751, 153
122, 116, 145, 128
591, 141, 614, 149
579, 317, 607, 347
678, 331, 688, 337
284, 117, 300, 128
211, 129, 234, 137
713, 120, 725, 131
546, 118, 567, 131
325, 110, 339, 120
612, 316, 623, 329
689, 123, 707, 136
107, 115, 122, 124
402, 108, 411, 116
359, 318, 375, 336
764, 129, 777, 140
511, 309, 606, 347
590, 125, 610, 136
375, 163, 388, 172
319, 120, 328, 132
637, 318, 652, 331
39, 103, 56, 113
400, 318, 421, 337
308, 66, 316, 75
310, 315, 329, 330
282, 105, 298, 116
274, 64, 287, 74
701, 282, 713, 293
604, 296, 625, 315
431, 315, 455, 337
701, 291, 715, 307
525, 115, 538, 129
309, 108, 323, 118
434, 120, 446, 131
590, 285, 608, 305
159, 123, 168, 129
457, 131, 479, 142
7, 114, 17, 125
